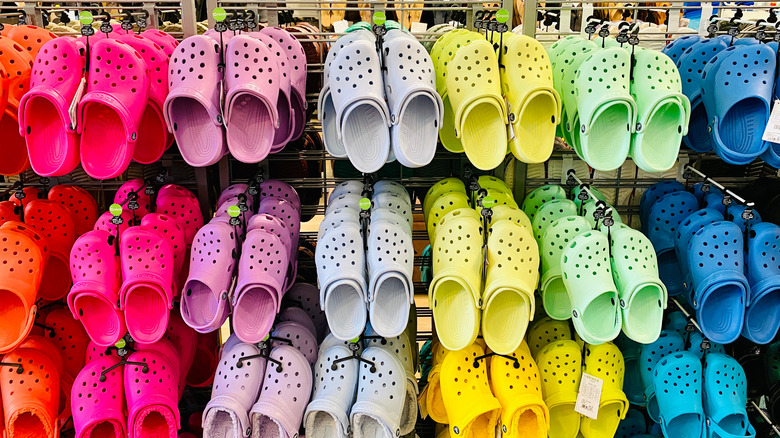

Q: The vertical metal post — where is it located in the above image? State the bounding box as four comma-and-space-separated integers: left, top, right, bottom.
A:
180, 0, 198, 37
522, 0, 537, 36
207, 0, 218, 28
143, 2, 158, 29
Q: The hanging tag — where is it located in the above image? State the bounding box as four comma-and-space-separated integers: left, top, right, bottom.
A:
228, 18, 244, 32
79, 11, 96, 37
109, 203, 124, 225
359, 197, 371, 220
245, 16, 258, 30
68, 78, 86, 130
17, 13, 27, 25
227, 205, 241, 227
574, 372, 604, 420
100, 19, 113, 36
136, 12, 147, 30
213, 7, 229, 32
333, 20, 349, 33
411, 22, 428, 33
762, 100, 780, 143
495, 8, 509, 32
121, 18, 133, 32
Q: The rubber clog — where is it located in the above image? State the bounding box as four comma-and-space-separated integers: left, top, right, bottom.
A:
224, 35, 279, 163
19, 38, 84, 176
187, 331, 220, 388
527, 317, 572, 359
553, 37, 597, 151
72, 355, 126, 438
574, 47, 637, 170
233, 229, 289, 344
366, 218, 414, 338
7, 25, 56, 58
639, 180, 685, 235
639, 330, 685, 423
537, 340, 582, 438
425, 191, 470, 241
250, 345, 312, 438
580, 342, 629, 438
118, 226, 174, 344
702, 353, 756, 438
304, 344, 360, 438
141, 213, 186, 288
48, 185, 98, 235
382, 29, 442, 168
647, 190, 699, 296
532, 198, 578, 243
616, 408, 647, 438
629, 48, 689, 172
661, 35, 702, 65
181, 220, 236, 333
0, 36, 33, 176
24, 199, 76, 301
500, 33, 561, 163
248, 211, 296, 291
124, 347, 180, 438
482, 219, 539, 354
743, 223, 780, 344
260, 27, 307, 142
350, 346, 406, 438
372, 191, 413, 231
204, 341, 264, 438
540, 216, 591, 320
609, 224, 667, 344
423, 178, 466, 220
315, 221, 367, 341
491, 205, 533, 230
688, 221, 749, 344
0, 201, 19, 226
521, 185, 567, 222
156, 185, 204, 247
653, 351, 705, 438
561, 230, 622, 344
282, 283, 328, 343
114, 179, 152, 221
78, 39, 149, 179
1, 336, 62, 438
330, 33, 391, 173
440, 342, 502, 438
429, 211, 483, 351
446, 37, 507, 170
488, 341, 549, 438
418, 342, 450, 424
0, 224, 44, 353
725, 203, 762, 234
675, 208, 724, 303
257, 197, 300, 282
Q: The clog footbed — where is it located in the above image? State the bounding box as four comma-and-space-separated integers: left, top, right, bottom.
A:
224, 35, 279, 164
304, 344, 359, 438
531, 198, 578, 244
423, 178, 466, 221
675, 208, 724, 303
647, 191, 699, 296
561, 230, 622, 344
315, 221, 367, 341
440, 343, 502, 438
521, 185, 567, 222
366, 219, 414, 338
609, 224, 667, 344
551, 37, 597, 151
164, 35, 226, 167
615, 408, 647, 438
1, 336, 62, 438
78, 38, 149, 179
701, 44, 774, 165
639, 180, 685, 235
674, 37, 730, 152
318, 30, 376, 158
123, 347, 180, 438
24, 199, 76, 301
18, 38, 84, 177
743, 223, 780, 344
639, 330, 685, 423
181, 221, 236, 333
574, 47, 636, 171
204, 342, 265, 438
500, 33, 561, 163
233, 229, 289, 343
382, 29, 442, 168
429, 211, 483, 351
250, 346, 313, 438
687, 221, 749, 344
526, 316, 572, 359
537, 340, 582, 438
488, 341, 549, 438
118, 226, 175, 344
48, 185, 98, 235
0, 36, 33, 176
482, 219, 539, 354
330, 35, 391, 173
282, 283, 328, 343
540, 216, 591, 320
703, 353, 756, 438
580, 342, 629, 438
350, 346, 406, 438
72, 355, 126, 438
445, 38, 508, 170
0, 225, 44, 353
432, 30, 479, 154
629, 48, 689, 173
653, 351, 705, 438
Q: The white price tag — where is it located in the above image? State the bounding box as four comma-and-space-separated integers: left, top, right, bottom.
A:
333, 20, 349, 34
68, 77, 87, 130
411, 21, 428, 34
575, 372, 603, 420
762, 100, 780, 144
